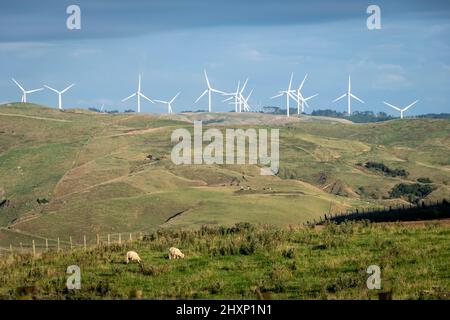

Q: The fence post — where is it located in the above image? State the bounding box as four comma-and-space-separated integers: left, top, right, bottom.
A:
32, 240, 36, 258
84, 235, 87, 250
57, 238, 60, 252
45, 239, 48, 252
129, 233, 132, 241
70, 236, 73, 250
96, 234, 100, 246
118, 233, 121, 245
108, 234, 110, 246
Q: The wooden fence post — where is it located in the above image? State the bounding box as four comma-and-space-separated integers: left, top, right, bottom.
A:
84, 235, 87, 250
107, 234, 110, 246
57, 238, 60, 252
45, 239, 48, 252
118, 233, 121, 245
70, 236, 73, 250
32, 240, 36, 258
96, 234, 100, 246
129, 233, 132, 241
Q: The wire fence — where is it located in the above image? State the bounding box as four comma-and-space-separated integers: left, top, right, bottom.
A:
0, 230, 145, 258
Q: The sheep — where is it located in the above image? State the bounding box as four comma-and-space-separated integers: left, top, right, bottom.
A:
168, 247, 185, 259
126, 251, 142, 264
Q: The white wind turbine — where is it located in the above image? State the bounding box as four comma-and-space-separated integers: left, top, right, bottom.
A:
122, 74, 154, 113
293, 74, 318, 114
383, 100, 419, 119
195, 69, 224, 112
222, 80, 241, 112
271, 73, 296, 117
12, 78, 44, 103
332, 75, 364, 115
223, 78, 250, 112
44, 83, 75, 110
154, 92, 181, 114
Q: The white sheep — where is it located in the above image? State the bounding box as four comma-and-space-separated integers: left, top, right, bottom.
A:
126, 251, 142, 264
168, 247, 185, 259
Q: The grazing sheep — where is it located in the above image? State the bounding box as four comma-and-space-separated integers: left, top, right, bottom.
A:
126, 251, 142, 264
168, 247, 185, 259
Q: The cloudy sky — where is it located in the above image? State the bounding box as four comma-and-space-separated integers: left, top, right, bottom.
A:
0, 0, 449, 115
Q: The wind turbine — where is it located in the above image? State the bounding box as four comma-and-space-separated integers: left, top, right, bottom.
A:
100, 104, 105, 112
44, 83, 75, 110
154, 92, 181, 114
332, 75, 364, 115
12, 78, 44, 103
271, 73, 296, 117
223, 78, 251, 112
195, 69, 224, 112
383, 100, 418, 119
122, 74, 154, 113
293, 74, 318, 114
222, 80, 241, 112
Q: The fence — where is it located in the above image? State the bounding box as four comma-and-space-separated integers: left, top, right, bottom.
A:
305, 198, 450, 227
0, 230, 145, 258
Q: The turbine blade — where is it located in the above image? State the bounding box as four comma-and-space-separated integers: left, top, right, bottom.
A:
288, 73, 293, 91
298, 74, 308, 91
204, 70, 211, 88
211, 89, 224, 94
222, 96, 233, 102
195, 90, 208, 103
25, 88, 44, 94
240, 78, 248, 94
348, 75, 351, 92
271, 93, 283, 99
12, 78, 25, 92
305, 93, 318, 101
332, 93, 347, 103
154, 99, 167, 104
122, 93, 136, 102
350, 93, 364, 104
61, 84, 75, 93
44, 85, 60, 93
403, 100, 419, 111
139, 92, 154, 103
170, 92, 181, 104
383, 101, 401, 111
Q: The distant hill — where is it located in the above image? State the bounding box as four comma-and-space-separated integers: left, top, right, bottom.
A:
0, 103, 449, 246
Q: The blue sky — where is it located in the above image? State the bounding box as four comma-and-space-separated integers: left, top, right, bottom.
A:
0, 0, 449, 115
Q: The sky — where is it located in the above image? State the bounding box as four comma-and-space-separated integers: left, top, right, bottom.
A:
0, 0, 449, 115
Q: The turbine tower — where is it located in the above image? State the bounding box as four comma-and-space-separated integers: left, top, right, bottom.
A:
12, 78, 43, 103
332, 75, 364, 115
195, 69, 224, 112
293, 74, 318, 114
383, 100, 418, 119
44, 83, 75, 110
122, 74, 154, 113
154, 92, 181, 114
271, 73, 296, 117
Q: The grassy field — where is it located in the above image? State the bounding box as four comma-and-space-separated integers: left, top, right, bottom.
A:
0, 221, 448, 300
0, 103, 449, 248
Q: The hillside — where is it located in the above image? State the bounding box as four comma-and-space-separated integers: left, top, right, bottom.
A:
0, 103, 449, 247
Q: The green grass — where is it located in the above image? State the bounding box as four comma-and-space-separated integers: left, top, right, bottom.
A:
0, 221, 448, 300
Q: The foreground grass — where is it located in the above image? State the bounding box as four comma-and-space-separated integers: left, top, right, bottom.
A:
0, 221, 449, 300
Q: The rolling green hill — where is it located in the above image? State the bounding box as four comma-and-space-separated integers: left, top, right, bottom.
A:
0, 103, 449, 247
